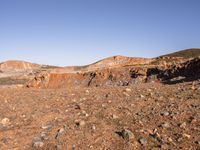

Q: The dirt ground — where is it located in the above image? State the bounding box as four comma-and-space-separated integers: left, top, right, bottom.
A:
0, 81, 199, 150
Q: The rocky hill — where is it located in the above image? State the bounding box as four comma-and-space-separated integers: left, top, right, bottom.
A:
0, 60, 58, 87
1, 48, 200, 88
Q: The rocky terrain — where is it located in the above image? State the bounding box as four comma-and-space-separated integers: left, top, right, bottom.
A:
0, 48, 199, 150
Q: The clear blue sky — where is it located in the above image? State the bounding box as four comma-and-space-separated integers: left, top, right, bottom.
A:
0, 0, 200, 66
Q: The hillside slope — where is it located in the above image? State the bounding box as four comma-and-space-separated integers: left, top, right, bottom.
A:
160, 48, 200, 58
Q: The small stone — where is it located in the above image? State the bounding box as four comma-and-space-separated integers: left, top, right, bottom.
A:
138, 137, 147, 146
82, 111, 89, 117
177, 137, 183, 142
168, 137, 173, 142
79, 120, 86, 126
1, 118, 10, 126
125, 88, 132, 92
74, 104, 81, 109
75, 120, 86, 127
195, 141, 200, 145
140, 95, 145, 98
112, 114, 118, 119
123, 92, 130, 97
102, 104, 106, 108
161, 111, 169, 116
91, 124, 96, 130
120, 129, 134, 141
56, 144, 62, 150
33, 136, 42, 142
179, 122, 186, 129
191, 85, 196, 90
41, 132, 48, 140
108, 100, 112, 103
182, 133, 190, 139
160, 122, 170, 128
41, 124, 52, 130
33, 141, 44, 148
160, 144, 169, 149
197, 87, 200, 91
55, 126, 66, 139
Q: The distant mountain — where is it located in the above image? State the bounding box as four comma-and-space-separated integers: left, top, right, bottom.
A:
0, 60, 40, 71
160, 48, 200, 58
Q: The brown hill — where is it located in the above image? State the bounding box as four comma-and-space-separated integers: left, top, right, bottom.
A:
0, 60, 40, 71
86, 55, 153, 70
52, 56, 153, 74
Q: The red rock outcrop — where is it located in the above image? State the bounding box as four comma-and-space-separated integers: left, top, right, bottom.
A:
26, 56, 200, 88
26, 56, 152, 88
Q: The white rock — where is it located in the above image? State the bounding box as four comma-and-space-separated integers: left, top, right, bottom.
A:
1, 118, 10, 126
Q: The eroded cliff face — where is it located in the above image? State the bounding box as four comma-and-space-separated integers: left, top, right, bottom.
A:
157, 57, 200, 82
26, 57, 200, 88
26, 56, 152, 88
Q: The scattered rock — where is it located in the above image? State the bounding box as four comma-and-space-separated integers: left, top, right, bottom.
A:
1, 118, 10, 126
56, 144, 63, 150
55, 126, 66, 139
102, 104, 106, 108
195, 141, 200, 145
108, 100, 112, 103
33, 136, 42, 142
82, 111, 89, 117
118, 129, 134, 141
160, 144, 169, 149
160, 122, 170, 128
125, 88, 132, 92
138, 137, 147, 146
41, 124, 52, 130
74, 104, 81, 109
33, 141, 44, 148
32, 136, 44, 148
112, 114, 118, 119
41, 132, 48, 140
123, 92, 130, 97
140, 95, 145, 98
197, 87, 200, 91
191, 85, 196, 90
75, 120, 86, 127
179, 122, 186, 129
161, 111, 170, 116
182, 133, 190, 139
91, 124, 96, 130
